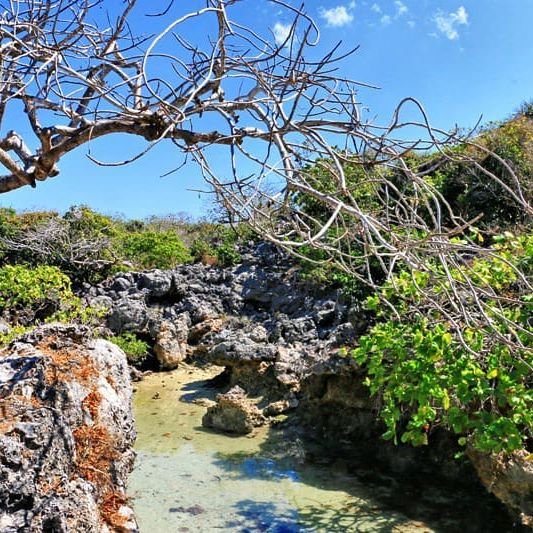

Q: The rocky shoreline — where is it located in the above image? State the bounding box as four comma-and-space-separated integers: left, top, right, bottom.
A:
0, 324, 137, 532
0, 243, 531, 530
84, 243, 532, 529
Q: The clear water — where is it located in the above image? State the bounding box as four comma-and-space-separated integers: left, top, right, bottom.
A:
129, 366, 512, 532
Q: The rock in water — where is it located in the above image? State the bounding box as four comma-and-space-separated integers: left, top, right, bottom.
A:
202, 385, 265, 434
0, 324, 138, 532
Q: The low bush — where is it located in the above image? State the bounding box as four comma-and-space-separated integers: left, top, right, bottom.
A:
120, 230, 191, 270
0, 265, 74, 323
352, 232, 532, 454
108, 333, 150, 366
0, 264, 105, 332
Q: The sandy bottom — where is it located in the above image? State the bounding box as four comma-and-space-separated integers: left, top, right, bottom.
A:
129, 366, 509, 532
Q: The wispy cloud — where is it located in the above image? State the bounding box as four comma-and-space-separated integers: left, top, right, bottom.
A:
374, 1, 407, 27
272, 22, 292, 45
394, 1, 408, 17
434, 6, 468, 40
319, 5, 354, 27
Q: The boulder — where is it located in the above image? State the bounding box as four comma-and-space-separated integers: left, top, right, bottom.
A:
136, 271, 173, 299
0, 320, 9, 336
202, 386, 265, 434
153, 314, 190, 369
0, 324, 138, 532
107, 297, 150, 334
467, 447, 533, 527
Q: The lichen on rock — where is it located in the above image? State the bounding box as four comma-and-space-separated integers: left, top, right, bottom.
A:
0, 324, 138, 532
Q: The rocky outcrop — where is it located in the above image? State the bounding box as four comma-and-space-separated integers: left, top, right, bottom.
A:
153, 315, 190, 369
0, 324, 137, 532
85, 243, 361, 385
467, 448, 533, 528
82, 243, 531, 528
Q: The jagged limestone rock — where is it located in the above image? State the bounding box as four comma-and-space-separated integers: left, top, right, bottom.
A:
202, 386, 265, 434
0, 324, 138, 532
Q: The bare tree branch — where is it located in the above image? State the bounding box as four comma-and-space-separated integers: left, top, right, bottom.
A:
0, 0, 531, 355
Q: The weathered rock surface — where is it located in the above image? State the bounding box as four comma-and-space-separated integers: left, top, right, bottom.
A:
153, 315, 190, 369
202, 386, 265, 434
85, 243, 359, 386
467, 447, 533, 528
0, 324, 138, 533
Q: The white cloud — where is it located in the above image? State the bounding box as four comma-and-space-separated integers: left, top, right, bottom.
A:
371, 2, 381, 13
407, 20, 415, 28
434, 6, 468, 40
272, 22, 292, 45
394, 1, 408, 16
380, 14, 391, 25
319, 5, 354, 27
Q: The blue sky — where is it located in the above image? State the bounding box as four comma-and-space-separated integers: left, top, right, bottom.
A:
1, 0, 532, 220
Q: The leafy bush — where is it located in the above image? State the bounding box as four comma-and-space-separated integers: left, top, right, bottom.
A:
0, 264, 74, 323
352, 233, 533, 454
120, 230, 191, 269
108, 333, 150, 366
190, 223, 252, 267
421, 117, 533, 229
292, 155, 386, 222
0, 264, 105, 329
0, 206, 118, 284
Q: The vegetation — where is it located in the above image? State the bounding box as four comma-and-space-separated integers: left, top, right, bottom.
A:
108, 333, 150, 367
0, 206, 250, 281
120, 230, 191, 270
0, 207, 251, 348
0, 110, 531, 458
352, 233, 532, 453
0, 264, 105, 344
290, 111, 532, 455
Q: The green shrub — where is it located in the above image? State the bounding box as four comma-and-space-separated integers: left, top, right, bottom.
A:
0, 265, 73, 318
108, 333, 150, 366
189, 224, 251, 267
0, 324, 30, 347
0, 264, 105, 328
120, 230, 191, 269
215, 242, 241, 267
352, 233, 532, 454
423, 117, 533, 229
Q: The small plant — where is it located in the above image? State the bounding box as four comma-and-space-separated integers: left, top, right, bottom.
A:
0, 264, 105, 335
108, 333, 150, 366
0, 265, 74, 323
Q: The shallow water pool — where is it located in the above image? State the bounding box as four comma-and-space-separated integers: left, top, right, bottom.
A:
128, 366, 513, 532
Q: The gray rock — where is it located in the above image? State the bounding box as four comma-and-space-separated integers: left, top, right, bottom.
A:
0, 320, 10, 336
202, 386, 265, 434
107, 297, 150, 333
280, 316, 317, 343
110, 275, 134, 293
137, 271, 173, 298
241, 269, 273, 304
0, 324, 138, 532
207, 331, 278, 366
